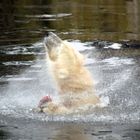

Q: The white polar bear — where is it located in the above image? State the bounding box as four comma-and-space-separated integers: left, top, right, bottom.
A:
39, 32, 100, 114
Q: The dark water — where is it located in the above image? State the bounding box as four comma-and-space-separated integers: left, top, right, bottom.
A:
0, 0, 140, 140
0, 0, 140, 44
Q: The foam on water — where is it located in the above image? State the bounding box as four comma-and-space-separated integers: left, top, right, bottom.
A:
25, 13, 72, 18
101, 57, 135, 67
104, 43, 122, 49
70, 40, 94, 52
3, 61, 33, 66
0, 41, 139, 123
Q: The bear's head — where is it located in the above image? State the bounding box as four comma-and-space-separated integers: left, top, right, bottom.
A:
44, 32, 62, 61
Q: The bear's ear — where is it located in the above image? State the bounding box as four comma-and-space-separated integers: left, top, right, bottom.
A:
44, 32, 63, 51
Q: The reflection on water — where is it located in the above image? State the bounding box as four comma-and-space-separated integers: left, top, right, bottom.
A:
54, 125, 88, 140
0, 0, 140, 45
1, 119, 140, 140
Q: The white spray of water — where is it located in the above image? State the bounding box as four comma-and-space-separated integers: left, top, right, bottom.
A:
0, 41, 138, 123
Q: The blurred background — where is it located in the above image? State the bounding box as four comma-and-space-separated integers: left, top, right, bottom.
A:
0, 0, 140, 46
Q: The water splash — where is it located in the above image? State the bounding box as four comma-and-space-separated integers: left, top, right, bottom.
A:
0, 41, 139, 123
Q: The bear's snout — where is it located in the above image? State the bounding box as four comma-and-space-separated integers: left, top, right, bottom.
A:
44, 32, 62, 51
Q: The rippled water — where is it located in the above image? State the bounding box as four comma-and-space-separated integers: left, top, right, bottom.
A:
1, 0, 140, 45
